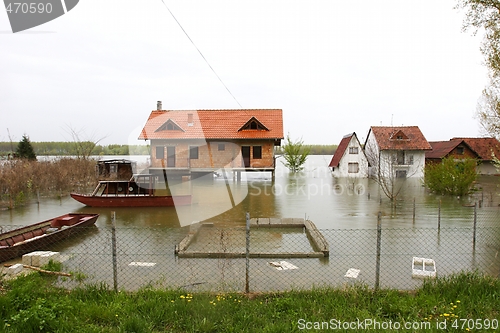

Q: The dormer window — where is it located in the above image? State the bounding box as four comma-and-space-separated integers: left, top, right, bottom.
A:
390, 130, 409, 141
239, 117, 269, 131
155, 119, 184, 132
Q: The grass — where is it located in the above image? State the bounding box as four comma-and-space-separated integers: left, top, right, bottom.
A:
0, 270, 499, 332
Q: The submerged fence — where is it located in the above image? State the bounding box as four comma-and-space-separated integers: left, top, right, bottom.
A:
2, 207, 500, 292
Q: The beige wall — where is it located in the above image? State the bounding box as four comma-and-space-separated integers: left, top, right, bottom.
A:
150, 139, 276, 169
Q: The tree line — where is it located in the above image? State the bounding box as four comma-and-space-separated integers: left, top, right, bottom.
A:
0, 141, 150, 157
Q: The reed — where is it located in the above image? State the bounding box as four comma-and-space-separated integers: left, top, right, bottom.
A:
0, 158, 97, 209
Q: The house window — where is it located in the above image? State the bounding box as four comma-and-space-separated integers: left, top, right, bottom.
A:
253, 146, 262, 159
189, 146, 199, 159
156, 146, 164, 159
457, 146, 464, 155
408, 155, 414, 165
348, 162, 359, 173
109, 164, 117, 174
218, 143, 225, 151
396, 170, 407, 178
349, 147, 358, 154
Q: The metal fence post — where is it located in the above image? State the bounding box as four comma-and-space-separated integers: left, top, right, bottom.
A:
375, 211, 382, 290
111, 211, 118, 292
438, 200, 441, 231
245, 212, 250, 293
473, 202, 477, 251
413, 198, 416, 224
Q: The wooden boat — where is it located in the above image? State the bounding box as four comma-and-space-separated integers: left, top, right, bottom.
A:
70, 174, 192, 208
0, 213, 99, 263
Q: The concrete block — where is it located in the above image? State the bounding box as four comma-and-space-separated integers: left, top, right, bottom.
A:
22, 251, 60, 267
22, 251, 50, 266
39, 252, 61, 266
6, 263, 24, 276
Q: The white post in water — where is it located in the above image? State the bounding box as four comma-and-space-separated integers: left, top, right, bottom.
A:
245, 212, 250, 293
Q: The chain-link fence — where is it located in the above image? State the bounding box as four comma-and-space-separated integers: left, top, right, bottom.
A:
2, 207, 499, 292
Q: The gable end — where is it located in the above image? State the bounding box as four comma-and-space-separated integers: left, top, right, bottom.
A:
238, 117, 269, 131
155, 119, 185, 132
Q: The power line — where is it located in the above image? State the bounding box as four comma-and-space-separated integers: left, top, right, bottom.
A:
159, 0, 243, 108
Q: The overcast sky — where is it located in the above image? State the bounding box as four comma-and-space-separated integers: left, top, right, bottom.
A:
0, 0, 489, 146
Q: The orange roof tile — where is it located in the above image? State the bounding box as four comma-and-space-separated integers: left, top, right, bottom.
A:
139, 109, 284, 141
426, 139, 478, 159
368, 126, 431, 151
452, 137, 500, 161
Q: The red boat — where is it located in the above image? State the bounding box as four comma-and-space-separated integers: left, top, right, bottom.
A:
0, 213, 99, 263
70, 176, 192, 207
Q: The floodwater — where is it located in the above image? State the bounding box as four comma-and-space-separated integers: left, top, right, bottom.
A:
1, 155, 499, 291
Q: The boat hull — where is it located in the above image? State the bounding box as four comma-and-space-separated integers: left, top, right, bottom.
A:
0, 213, 99, 263
70, 193, 192, 207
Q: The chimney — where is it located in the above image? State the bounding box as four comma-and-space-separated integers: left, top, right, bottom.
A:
188, 113, 193, 126
157, 101, 162, 110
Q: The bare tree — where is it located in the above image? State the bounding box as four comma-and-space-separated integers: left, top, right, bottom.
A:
457, 0, 500, 138
64, 125, 106, 160
364, 142, 421, 203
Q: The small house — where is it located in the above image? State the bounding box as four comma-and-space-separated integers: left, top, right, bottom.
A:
139, 102, 284, 179
426, 139, 479, 165
452, 137, 500, 175
364, 126, 431, 179
328, 133, 368, 178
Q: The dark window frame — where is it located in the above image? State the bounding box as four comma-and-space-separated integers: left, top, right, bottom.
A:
156, 146, 164, 159
253, 146, 262, 159
189, 146, 199, 159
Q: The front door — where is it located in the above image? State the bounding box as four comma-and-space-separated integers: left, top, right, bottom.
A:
241, 146, 250, 168
167, 146, 176, 167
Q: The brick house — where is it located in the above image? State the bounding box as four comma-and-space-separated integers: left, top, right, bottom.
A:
451, 137, 500, 175
138, 103, 283, 179
425, 139, 479, 165
364, 126, 432, 179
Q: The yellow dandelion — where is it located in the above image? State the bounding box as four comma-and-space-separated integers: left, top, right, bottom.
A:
444, 313, 450, 317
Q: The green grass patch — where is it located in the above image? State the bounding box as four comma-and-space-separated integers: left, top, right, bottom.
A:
0, 271, 498, 332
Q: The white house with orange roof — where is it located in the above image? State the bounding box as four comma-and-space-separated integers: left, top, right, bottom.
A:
138, 102, 284, 179
364, 126, 431, 179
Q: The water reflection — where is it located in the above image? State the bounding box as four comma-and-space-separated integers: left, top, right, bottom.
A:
1, 156, 498, 230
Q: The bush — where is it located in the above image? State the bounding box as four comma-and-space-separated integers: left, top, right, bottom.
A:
424, 157, 478, 196
280, 135, 310, 172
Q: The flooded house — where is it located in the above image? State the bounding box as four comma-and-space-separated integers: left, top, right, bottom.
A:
425, 139, 479, 165
364, 126, 432, 179
329, 132, 369, 178
426, 137, 500, 175
138, 102, 284, 179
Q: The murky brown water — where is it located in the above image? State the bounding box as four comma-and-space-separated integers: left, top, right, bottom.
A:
1, 156, 499, 290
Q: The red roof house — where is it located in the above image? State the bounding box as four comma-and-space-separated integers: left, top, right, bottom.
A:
364, 126, 431, 178
426, 139, 479, 164
139, 103, 284, 178
329, 133, 368, 177
451, 137, 500, 175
